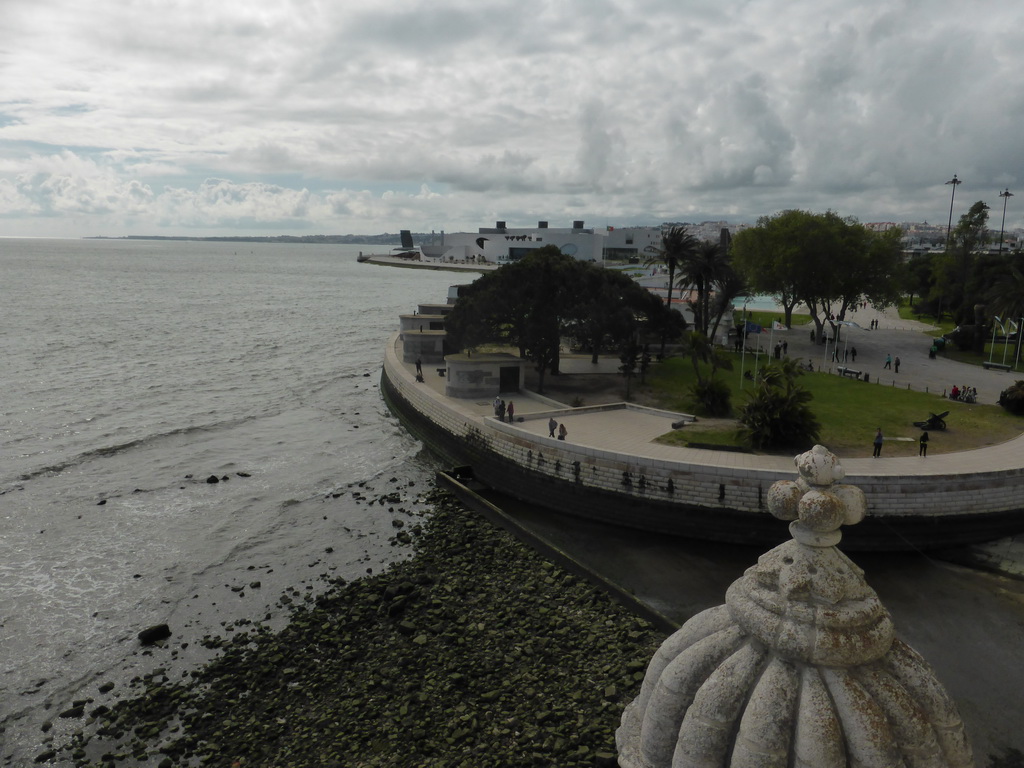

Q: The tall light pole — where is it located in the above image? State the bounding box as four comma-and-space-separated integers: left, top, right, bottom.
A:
999, 188, 1014, 255
945, 174, 961, 248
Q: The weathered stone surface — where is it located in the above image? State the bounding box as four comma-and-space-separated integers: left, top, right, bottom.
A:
617, 445, 975, 768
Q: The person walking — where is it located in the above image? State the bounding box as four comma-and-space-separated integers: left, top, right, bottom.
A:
548, 416, 557, 438
415, 358, 423, 376
873, 428, 884, 458
883, 353, 892, 369
497, 400, 506, 421
851, 346, 857, 363
558, 423, 567, 441
894, 356, 901, 374
506, 401, 514, 423
919, 430, 929, 457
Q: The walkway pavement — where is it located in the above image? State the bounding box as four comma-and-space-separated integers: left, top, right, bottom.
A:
760, 304, 1019, 405
410, 311, 1024, 478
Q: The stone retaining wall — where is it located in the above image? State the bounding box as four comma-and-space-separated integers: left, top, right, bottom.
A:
382, 333, 1024, 548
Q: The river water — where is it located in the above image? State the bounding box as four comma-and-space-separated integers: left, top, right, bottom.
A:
0, 238, 457, 765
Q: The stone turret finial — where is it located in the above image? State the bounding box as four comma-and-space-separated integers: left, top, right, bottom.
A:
765, 443, 867, 547
616, 446, 974, 768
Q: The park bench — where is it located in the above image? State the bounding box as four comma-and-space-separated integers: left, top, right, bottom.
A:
836, 366, 862, 378
982, 361, 1011, 371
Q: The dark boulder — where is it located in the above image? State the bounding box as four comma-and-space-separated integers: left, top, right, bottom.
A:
138, 624, 172, 644
206, 475, 220, 484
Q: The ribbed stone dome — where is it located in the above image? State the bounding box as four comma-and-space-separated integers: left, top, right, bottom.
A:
616, 445, 974, 768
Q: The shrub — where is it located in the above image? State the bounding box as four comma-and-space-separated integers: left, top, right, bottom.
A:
689, 378, 732, 417
998, 380, 1024, 415
738, 360, 821, 450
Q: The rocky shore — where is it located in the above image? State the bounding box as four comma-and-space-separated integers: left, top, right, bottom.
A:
53, 487, 662, 767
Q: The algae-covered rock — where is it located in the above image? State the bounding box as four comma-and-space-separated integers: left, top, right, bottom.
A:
58, 487, 662, 767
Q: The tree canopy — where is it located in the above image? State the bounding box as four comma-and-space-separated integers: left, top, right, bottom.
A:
930, 200, 991, 328
731, 210, 903, 339
445, 247, 674, 392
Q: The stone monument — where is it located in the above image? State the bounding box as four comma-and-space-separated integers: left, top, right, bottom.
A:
616, 444, 974, 768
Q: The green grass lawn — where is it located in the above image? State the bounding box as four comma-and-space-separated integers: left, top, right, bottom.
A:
644, 355, 1024, 457
897, 299, 953, 334
736, 310, 812, 329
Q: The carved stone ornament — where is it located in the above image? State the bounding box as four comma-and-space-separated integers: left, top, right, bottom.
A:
616, 445, 974, 768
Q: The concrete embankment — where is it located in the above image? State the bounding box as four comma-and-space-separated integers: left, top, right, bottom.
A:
360, 254, 498, 273
382, 330, 1024, 551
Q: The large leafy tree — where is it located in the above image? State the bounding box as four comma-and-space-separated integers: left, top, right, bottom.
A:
931, 200, 991, 327
732, 210, 902, 341
445, 247, 671, 393
902, 253, 937, 313
731, 210, 816, 328
646, 225, 700, 356
567, 265, 668, 364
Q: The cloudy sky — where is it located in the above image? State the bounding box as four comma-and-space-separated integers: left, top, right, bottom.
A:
1, 0, 1021, 238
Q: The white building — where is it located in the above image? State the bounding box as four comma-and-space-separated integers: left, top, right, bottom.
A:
420, 221, 666, 265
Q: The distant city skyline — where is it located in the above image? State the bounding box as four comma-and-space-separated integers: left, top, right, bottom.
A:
1, 1, 1021, 238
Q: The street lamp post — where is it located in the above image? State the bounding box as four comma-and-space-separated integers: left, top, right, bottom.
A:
999, 188, 1014, 255
945, 174, 962, 248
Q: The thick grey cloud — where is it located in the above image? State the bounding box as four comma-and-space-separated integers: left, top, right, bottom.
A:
0, 0, 1021, 236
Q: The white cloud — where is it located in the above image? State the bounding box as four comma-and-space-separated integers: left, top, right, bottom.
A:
0, 0, 1022, 236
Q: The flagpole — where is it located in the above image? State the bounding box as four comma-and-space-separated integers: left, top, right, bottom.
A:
1004, 320, 1011, 367
754, 321, 760, 382
1016, 317, 1023, 371
740, 302, 747, 389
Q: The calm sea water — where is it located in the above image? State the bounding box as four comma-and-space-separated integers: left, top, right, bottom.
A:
0, 238, 458, 765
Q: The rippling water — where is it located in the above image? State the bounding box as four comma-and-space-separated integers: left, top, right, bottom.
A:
0, 238, 458, 765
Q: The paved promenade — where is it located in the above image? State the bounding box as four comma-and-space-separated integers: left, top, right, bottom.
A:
410, 304, 1024, 479
756, 304, 1017, 405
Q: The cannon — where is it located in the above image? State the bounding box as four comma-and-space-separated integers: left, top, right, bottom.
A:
912, 411, 949, 430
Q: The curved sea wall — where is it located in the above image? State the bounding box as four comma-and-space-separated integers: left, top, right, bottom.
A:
381, 333, 1024, 550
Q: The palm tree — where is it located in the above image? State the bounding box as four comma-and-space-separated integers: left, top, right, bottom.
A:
645, 225, 699, 356
676, 240, 730, 336
986, 260, 1024, 322
706, 264, 747, 344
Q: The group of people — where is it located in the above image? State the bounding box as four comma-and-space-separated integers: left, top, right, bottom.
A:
869, 319, 880, 330
883, 353, 901, 373
873, 427, 930, 458
949, 385, 977, 403
492, 397, 515, 422
548, 416, 568, 440
492, 396, 568, 440
831, 346, 858, 363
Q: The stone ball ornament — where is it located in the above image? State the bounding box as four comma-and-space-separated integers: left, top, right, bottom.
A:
616, 445, 974, 768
